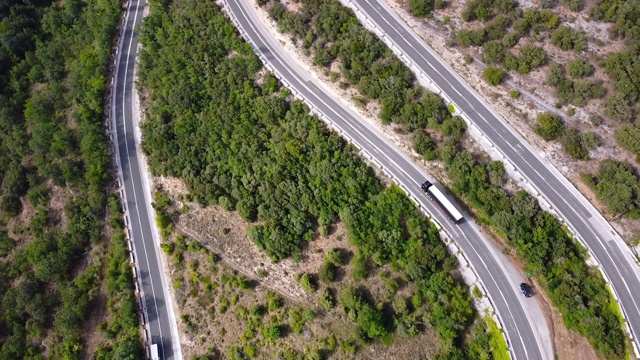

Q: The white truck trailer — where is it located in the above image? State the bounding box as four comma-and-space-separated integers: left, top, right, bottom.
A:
421, 181, 464, 223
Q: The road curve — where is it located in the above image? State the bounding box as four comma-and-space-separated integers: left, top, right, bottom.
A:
347, 0, 640, 354
224, 0, 552, 358
111, 0, 181, 358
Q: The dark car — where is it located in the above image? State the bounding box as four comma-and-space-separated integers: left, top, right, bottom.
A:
421, 181, 432, 192
520, 283, 533, 298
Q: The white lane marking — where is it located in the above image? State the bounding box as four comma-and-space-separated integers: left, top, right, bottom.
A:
457, 228, 529, 359
118, 0, 166, 354
232, 1, 533, 357
361, 0, 590, 217
359, 0, 640, 336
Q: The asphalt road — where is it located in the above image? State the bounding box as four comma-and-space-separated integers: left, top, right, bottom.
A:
226, 0, 552, 358
111, 0, 180, 358
349, 0, 640, 354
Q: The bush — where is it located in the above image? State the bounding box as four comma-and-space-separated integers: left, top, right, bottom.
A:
509, 90, 520, 99
325, 248, 344, 265
457, 29, 486, 47
563, 0, 584, 11
408, 0, 433, 17
603, 50, 640, 103
547, 63, 565, 87
350, 250, 369, 281
319, 261, 337, 283
267, 291, 283, 312
580, 131, 602, 150
0, 231, 16, 258
605, 92, 633, 122
412, 130, 438, 160
339, 287, 387, 341
551, 26, 586, 51
264, 325, 281, 341
591, 160, 640, 215
566, 58, 594, 78
517, 45, 548, 72
318, 288, 336, 310
482, 41, 505, 64
484, 66, 505, 85
561, 128, 589, 160
615, 123, 640, 155
298, 273, 317, 292
534, 112, 565, 140
589, 114, 603, 126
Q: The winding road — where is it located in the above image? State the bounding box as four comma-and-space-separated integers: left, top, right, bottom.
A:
111, 0, 181, 358
345, 0, 640, 355
224, 0, 553, 358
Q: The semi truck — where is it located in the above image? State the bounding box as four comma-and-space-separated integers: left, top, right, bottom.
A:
421, 181, 464, 223
149, 344, 159, 360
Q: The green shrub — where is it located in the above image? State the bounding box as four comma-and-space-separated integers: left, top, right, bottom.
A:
408, 0, 433, 17
567, 58, 594, 78
267, 291, 283, 312
561, 128, 589, 160
551, 26, 586, 51
319, 261, 337, 283
326, 248, 344, 265
483, 66, 505, 86
298, 273, 317, 292
412, 130, 438, 160
319, 288, 336, 310
482, 41, 505, 64
563, 0, 584, 11
534, 112, 565, 140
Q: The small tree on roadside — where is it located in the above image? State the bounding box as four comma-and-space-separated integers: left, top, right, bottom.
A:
484, 66, 505, 85
534, 112, 565, 140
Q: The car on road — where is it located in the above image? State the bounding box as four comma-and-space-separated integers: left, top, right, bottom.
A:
520, 283, 533, 298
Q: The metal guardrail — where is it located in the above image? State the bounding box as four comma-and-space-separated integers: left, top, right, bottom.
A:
220, 2, 513, 358
340, 1, 639, 356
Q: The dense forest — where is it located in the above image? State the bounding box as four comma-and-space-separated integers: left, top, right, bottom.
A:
261, 0, 627, 357
0, 0, 141, 358
138, 0, 497, 357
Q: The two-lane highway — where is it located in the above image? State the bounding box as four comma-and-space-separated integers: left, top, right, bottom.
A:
347, 0, 640, 354
225, 0, 552, 358
111, 0, 181, 358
